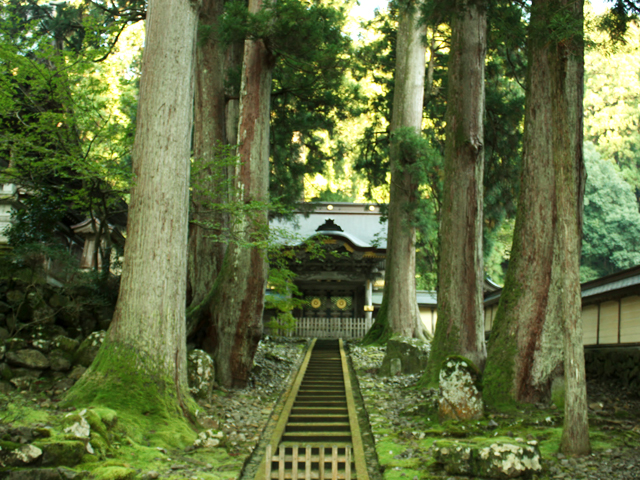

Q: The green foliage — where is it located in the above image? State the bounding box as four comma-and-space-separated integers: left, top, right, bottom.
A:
353, 3, 526, 288
0, 3, 137, 258
584, 20, 640, 196
219, 0, 363, 206
581, 142, 640, 280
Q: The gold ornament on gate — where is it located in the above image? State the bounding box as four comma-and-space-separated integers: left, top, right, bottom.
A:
311, 298, 322, 309
336, 298, 347, 309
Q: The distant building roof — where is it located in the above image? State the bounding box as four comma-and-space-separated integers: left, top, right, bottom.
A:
484, 264, 640, 308
581, 265, 640, 302
372, 290, 438, 307
271, 202, 387, 249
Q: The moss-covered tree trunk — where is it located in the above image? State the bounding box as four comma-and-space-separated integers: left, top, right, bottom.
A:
199, 0, 273, 388
422, 0, 487, 385
482, 0, 562, 407
362, 0, 426, 345
482, 0, 589, 455
66, 0, 199, 420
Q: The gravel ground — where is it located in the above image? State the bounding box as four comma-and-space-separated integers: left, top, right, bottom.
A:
348, 343, 640, 480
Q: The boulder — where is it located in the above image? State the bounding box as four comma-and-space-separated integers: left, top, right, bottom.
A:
6, 349, 50, 369
438, 355, 483, 421
10, 376, 34, 390
0, 443, 43, 467
378, 337, 429, 376
74, 331, 105, 367
49, 349, 72, 372
35, 439, 87, 467
68, 365, 87, 382
434, 439, 542, 478
187, 349, 215, 399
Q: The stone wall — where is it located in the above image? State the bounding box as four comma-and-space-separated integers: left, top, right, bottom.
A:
585, 346, 640, 394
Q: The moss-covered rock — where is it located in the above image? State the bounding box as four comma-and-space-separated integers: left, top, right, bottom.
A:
0, 442, 43, 467
6, 349, 50, 370
379, 337, 429, 376
34, 439, 87, 467
0, 362, 13, 381
48, 350, 72, 372
187, 349, 215, 400
433, 439, 543, 479
73, 331, 105, 368
438, 355, 483, 421
52, 336, 80, 355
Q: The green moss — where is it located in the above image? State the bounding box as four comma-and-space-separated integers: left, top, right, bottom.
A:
419, 312, 462, 388
63, 339, 198, 448
482, 278, 522, 408
0, 440, 22, 451
34, 439, 86, 466
0, 394, 52, 426
91, 466, 136, 480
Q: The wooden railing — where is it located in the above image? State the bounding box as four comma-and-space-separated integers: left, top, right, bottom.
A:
266, 317, 372, 339
265, 444, 353, 480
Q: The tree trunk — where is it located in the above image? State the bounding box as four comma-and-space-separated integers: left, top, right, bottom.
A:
552, 0, 589, 456
362, 0, 426, 345
187, 0, 229, 317
200, 0, 273, 388
66, 0, 199, 422
482, 0, 562, 406
482, 0, 589, 454
422, 0, 486, 385
187, 0, 244, 336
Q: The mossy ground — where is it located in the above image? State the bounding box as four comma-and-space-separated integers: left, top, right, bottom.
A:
353, 344, 640, 480
1, 338, 305, 480
0, 390, 246, 479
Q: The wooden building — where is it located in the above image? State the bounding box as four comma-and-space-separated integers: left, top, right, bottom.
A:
484, 266, 640, 347
269, 202, 387, 338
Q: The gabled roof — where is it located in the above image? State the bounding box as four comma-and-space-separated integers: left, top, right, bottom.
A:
270, 202, 388, 249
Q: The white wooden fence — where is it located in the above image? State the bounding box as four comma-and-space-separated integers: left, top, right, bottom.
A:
266, 317, 372, 339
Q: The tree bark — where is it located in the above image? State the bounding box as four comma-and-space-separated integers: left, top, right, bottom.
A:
187, 0, 244, 334
422, 0, 487, 385
482, 0, 562, 406
552, 0, 589, 456
200, 0, 273, 388
362, 0, 426, 344
188, 0, 228, 318
482, 0, 589, 454
66, 0, 199, 420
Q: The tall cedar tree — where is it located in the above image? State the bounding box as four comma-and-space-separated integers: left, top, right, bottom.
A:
482, 0, 590, 455
186, 0, 245, 388
66, 0, 199, 422
196, 0, 274, 388
187, 0, 353, 387
362, 0, 427, 344
422, 0, 487, 384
